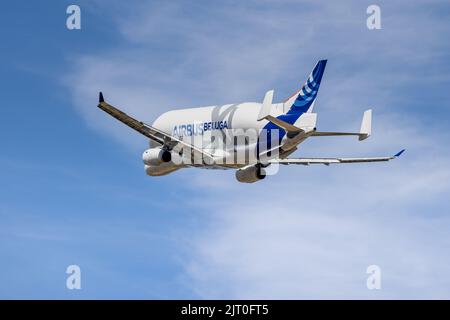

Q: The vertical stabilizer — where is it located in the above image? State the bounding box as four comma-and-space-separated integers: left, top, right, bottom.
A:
284, 60, 327, 115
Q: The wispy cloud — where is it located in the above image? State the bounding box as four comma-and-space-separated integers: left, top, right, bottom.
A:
182, 200, 450, 299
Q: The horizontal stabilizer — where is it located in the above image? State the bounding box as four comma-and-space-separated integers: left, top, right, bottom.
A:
258, 89, 303, 135
265, 115, 303, 134
311, 109, 372, 141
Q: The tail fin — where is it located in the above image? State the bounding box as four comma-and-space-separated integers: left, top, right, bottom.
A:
285, 59, 327, 114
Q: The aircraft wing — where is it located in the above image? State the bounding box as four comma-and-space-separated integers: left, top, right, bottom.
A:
269, 149, 405, 166
97, 92, 215, 161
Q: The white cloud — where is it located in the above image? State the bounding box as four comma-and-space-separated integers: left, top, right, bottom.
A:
183, 199, 450, 299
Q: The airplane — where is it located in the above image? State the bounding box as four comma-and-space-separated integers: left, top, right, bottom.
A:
97, 59, 404, 183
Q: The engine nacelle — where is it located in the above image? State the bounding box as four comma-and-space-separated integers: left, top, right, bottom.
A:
145, 163, 180, 176
235, 165, 266, 183
142, 147, 172, 166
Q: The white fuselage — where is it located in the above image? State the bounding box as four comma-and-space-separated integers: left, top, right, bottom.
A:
146, 102, 316, 176
153, 102, 285, 142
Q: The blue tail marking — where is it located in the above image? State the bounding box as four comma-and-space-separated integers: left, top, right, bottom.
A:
287, 59, 327, 115
258, 60, 327, 156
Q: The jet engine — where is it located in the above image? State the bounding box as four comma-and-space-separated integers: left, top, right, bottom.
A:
235, 165, 266, 183
142, 147, 172, 166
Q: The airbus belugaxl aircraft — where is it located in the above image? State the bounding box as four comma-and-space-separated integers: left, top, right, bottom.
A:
97, 60, 404, 183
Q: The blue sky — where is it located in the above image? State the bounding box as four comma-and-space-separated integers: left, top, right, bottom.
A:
1, 0, 450, 299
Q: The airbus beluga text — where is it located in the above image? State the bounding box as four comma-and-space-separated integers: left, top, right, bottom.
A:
97, 60, 404, 183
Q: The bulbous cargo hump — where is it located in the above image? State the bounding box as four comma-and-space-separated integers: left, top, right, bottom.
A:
152, 102, 271, 135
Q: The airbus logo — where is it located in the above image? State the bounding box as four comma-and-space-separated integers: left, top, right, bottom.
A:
172, 121, 229, 137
